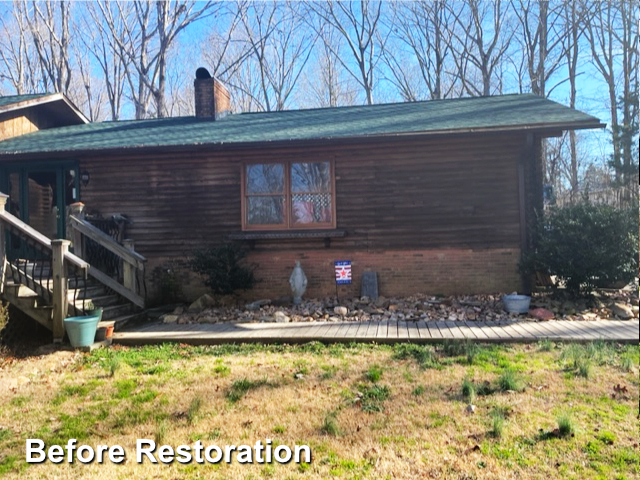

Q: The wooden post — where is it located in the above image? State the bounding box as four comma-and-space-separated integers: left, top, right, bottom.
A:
68, 202, 85, 258
122, 239, 137, 296
519, 134, 534, 295
0, 193, 8, 295
52, 240, 71, 343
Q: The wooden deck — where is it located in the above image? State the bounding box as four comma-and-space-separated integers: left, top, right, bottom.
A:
113, 319, 639, 346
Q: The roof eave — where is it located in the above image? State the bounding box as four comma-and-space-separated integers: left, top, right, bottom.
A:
0, 119, 606, 159
0, 93, 89, 124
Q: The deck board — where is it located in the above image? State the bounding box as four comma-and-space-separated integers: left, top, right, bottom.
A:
115, 320, 639, 346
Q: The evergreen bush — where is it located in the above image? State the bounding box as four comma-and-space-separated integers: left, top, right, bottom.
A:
189, 243, 255, 295
522, 203, 638, 294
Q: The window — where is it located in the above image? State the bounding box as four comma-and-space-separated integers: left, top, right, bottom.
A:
242, 161, 335, 230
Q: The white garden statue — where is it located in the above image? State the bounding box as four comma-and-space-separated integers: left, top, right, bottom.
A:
289, 261, 308, 305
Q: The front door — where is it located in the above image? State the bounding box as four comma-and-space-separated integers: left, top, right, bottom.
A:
1, 163, 79, 257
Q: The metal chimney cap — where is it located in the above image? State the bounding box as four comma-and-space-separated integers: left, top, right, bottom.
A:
195, 67, 212, 80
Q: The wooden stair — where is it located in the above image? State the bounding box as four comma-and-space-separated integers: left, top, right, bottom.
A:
4, 275, 146, 331
0, 195, 148, 341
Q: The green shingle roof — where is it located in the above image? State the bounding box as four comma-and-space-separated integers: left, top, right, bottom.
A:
0, 93, 55, 109
0, 94, 602, 156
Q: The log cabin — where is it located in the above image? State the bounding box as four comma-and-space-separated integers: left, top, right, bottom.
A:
0, 71, 604, 314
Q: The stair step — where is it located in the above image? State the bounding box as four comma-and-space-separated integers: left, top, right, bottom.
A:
101, 303, 134, 320
107, 311, 147, 330
34, 305, 53, 313
5, 283, 39, 299
68, 286, 110, 300
73, 294, 122, 308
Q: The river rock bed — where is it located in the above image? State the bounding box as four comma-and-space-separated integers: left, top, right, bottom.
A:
159, 288, 639, 325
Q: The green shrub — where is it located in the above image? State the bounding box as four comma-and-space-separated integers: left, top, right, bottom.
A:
153, 265, 184, 304
521, 203, 639, 294
189, 243, 255, 295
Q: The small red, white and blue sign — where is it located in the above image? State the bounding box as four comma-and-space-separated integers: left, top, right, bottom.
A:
335, 260, 352, 285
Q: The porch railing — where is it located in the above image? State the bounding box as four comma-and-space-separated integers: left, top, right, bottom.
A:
0, 193, 90, 341
67, 203, 146, 309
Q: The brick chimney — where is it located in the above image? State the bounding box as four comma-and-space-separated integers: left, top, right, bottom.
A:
194, 67, 230, 119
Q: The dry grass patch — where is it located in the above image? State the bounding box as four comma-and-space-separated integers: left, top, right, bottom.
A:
0, 342, 637, 479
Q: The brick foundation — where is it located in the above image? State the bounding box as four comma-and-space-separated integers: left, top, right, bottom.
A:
146, 248, 522, 303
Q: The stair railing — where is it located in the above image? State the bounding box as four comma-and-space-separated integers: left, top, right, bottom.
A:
67, 203, 146, 309
0, 193, 90, 341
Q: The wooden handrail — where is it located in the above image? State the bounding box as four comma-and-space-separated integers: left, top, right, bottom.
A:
69, 215, 146, 269
1, 194, 146, 340
0, 209, 89, 275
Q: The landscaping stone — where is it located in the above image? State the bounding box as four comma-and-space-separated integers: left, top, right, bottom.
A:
610, 302, 635, 320
188, 294, 216, 312
274, 311, 291, 323
165, 285, 637, 325
334, 306, 348, 316
528, 308, 555, 321
162, 314, 180, 324
245, 299, 271, 311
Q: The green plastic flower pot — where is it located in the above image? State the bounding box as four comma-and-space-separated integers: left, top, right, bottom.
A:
64, 315, 100, 348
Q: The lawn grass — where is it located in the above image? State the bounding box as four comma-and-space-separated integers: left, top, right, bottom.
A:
0, 341, 637, 479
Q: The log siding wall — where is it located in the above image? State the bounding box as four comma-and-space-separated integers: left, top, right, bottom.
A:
77, 132, 531, 300
0, 109, 57, 141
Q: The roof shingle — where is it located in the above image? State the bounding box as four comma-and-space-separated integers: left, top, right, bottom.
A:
0, 94, 602, 155
0, 93, 55, 109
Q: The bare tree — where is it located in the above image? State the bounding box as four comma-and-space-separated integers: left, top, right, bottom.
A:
16, 0, 74, 95
234, 1, 317, 112
0, 3, 40, 94
448, 0, 515, 96
514, 0, 566, 97
202, 3, 252, 79
79, 2, 129, 120
300, 27, 358, 108
307, 1, 388, 105
71, 40, 107, 121
554, 0, 591, 200
585, 0, 639, 206
94, 1, 218, 119
385, 1, 456, 101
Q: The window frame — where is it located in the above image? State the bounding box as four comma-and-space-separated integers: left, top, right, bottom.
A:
241, 160, 336, 231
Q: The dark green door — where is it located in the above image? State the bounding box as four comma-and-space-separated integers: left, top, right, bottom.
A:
1, 162, 79, 258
